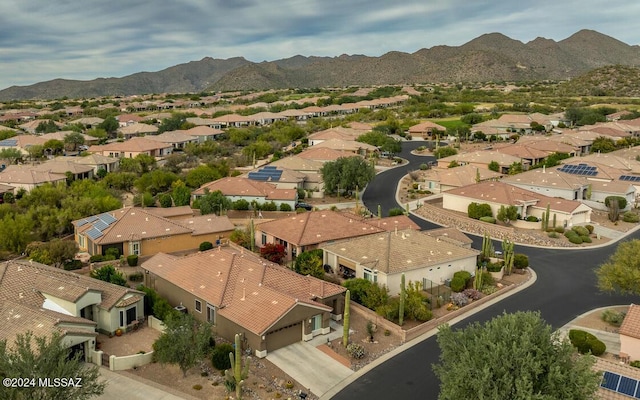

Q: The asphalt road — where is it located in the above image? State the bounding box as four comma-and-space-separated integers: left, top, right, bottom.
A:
333, 141, 640, 400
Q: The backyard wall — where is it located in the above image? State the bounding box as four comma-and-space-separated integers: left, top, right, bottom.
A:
148, 315, 166, 332
109, 352, 155, 371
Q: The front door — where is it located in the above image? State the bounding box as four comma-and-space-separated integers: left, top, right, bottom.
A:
311, 314, 322, 335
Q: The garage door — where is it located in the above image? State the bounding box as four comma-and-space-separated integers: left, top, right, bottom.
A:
266, 321, 302, 352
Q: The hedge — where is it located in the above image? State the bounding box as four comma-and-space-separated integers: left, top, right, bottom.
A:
569, 329, 606, 356
605, 196, 627, 210
468, 202, 493, 219
623, 211, 640, 223
479, 216, 496, 224
571, 226, 589, 236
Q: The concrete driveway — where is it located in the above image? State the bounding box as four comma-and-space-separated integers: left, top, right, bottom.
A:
267, 340, 353, 397
96, 368, 197, 400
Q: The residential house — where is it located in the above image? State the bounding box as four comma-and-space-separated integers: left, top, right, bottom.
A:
422, 227, 474, 248
307, 127, 362, 146
18, 119, 64, 134
502, 162, 636, 210
73, 207, 235, 257
0, 183, 14, 199
443, 181, 593, 226
70, 117, 105, 129
255, 210, 385, 261
211, 113, 254, 128
118, 123, 159, 139
0, 134, 46, 156
321, 229, 480, 295
408, 121, 447, 139
31, 159, 95, 180
192, 177, 298, 210
0, 165, 66, 193
438, 150, 528, 174
270, 156, 325, 192
144, 205, 195, 220
40, 131, 100, 146
312, 138, 378, 157
183, 125, 224, 142
141, 245, 346, 357
57, 154, 120, 174
116, 113, 145, 127
88, 137, 172, 159
620, 304, 640, 362
0, 260, 145, 360
493, 143, 550, 166
243, 166, 306, 190
145, 131, 199, 149
421, 164, 503, 193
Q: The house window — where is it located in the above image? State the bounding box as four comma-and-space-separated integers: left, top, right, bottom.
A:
130, 241, 140, 255
195, 299, 202, 313
119, 311, 124, 327
206, 304, 216, 324
363, 268, 377, 283
78, 235, 86, 249
261, 233, 267, 245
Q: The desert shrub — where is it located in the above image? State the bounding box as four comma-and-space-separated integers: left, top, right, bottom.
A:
414, 307, 433, 322
526, 216, 539, 222
388, 207, 405, 217
554, 226, 565, 233
632, 360, 640, 369
262, 201, 278, 211
279, 203, 292, 212
481, 272, 495, 286
128, 272, 144, 282
450, 276, 466, 293
193, 384, 203, 390
568, 235, 583, 244
199, 241, 214, 251
468, 202, 492, 219
63, 260, 83, 270
126, 254, 139, 266
605, 196, 627, 210
564, 230, 578, 239
211, 343, 234, 370
89, 254, 105, 263
602, 310, 627, 327
581, 235, 592, 243
513, 253, 529, 269
569, 329, 606, 355
450, 292, 470, 307
105, 247, 120, 259
376, 297, 400, 321
571, 226, 590, 236
486, 262, 503, 273
548, 232, 559, 239
462, 288, 482, 300
419, 163, 428, 170
479, 216, 496, 224
623, 211, 640, 223
346, 343, 366, 359
481, 285, 498, 295
232, 199, 250, 210
585, 224, 594, 233
412, 182, 419, 190
454, 270, 472, 283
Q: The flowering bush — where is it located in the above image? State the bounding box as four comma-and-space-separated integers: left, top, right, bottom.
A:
347, 343, 366, 359
451, 292, 470, 307
462, 288, 482, 301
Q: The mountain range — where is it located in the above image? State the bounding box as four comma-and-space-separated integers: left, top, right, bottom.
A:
1, 29, 639, 101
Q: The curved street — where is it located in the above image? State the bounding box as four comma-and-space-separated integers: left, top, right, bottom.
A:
332, 141, 640, 400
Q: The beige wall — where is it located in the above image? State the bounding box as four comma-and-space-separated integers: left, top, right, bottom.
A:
621, 335, 640, 361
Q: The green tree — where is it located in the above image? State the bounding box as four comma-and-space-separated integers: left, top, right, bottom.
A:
496, 205, 518, 224
591, 136, 616, 153
294, 250, 324, 278
43, 139, 64, 155
134, 170, 178, 195
90, 264, 127, 286
508, 161, 523, 175
63, 131, 85, 151
357, 131, 401, 154
98, 115, 119, 135
0, 331, 106, 400
152, 313, 213, 377
0, 213, 33, 253
320, 156, 375, 195
27, 239, 78, 268
597, 239, 640, 295
85, 127, 108, 140
433, 311, 600, 400
35, 120, 60, 133
171, 180, 192, 206
0, 148, 23, 164
158, 113, 195, 133
185, 165, 222, 188
433, 146, 457, 159
194, 190, 231, 215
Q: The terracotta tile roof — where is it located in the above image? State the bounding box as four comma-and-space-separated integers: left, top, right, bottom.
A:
270, 156, 324, 172
594, 357, 640, 400
0, 260, 142, 312
118, 123, 159, 135
423, 227, 474, 246
144, 205, 194, 219
31, 160, 95, 175
73, 207, 233, 244
447, 181, 587, 214
312, 138, 377, 152
321, 229, 480, 274
0, 165, 66, 185
192, 177, 297, 201
184, 125, 224, 136
494, 143, 550, 159
141, 246, 343, 335
620, 304, 640, 339
145, 131, 197, 144
93, 137, 171, 153
296, 146, 359, 162
439, 150, 523, 167
422, 164, 502, 187
408, 121, 447, 133
364, 215, 421, 232
308, 127, 362, 141
256, 210, 385, 246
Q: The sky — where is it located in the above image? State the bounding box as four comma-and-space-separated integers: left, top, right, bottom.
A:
1, 0, 639, 91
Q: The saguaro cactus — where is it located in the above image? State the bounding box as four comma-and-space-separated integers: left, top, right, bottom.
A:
225, 333, 250, 400
502, 238, 515, 276
399, 273, 406, 326
343, 290, 350, 347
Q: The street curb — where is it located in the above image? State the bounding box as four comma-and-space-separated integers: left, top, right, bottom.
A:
320, 268, 538, 399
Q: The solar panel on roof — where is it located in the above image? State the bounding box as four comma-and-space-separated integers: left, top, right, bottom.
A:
76, 219, 90, 227
99, 213, 117, 224
600, 371, 640, 398
621, 175, 640, 182
620, 376, 638, 397
94, 220, 109, 231
86, 227, 103, 240
602, 371, 621, 390
0, 139, 17, 146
